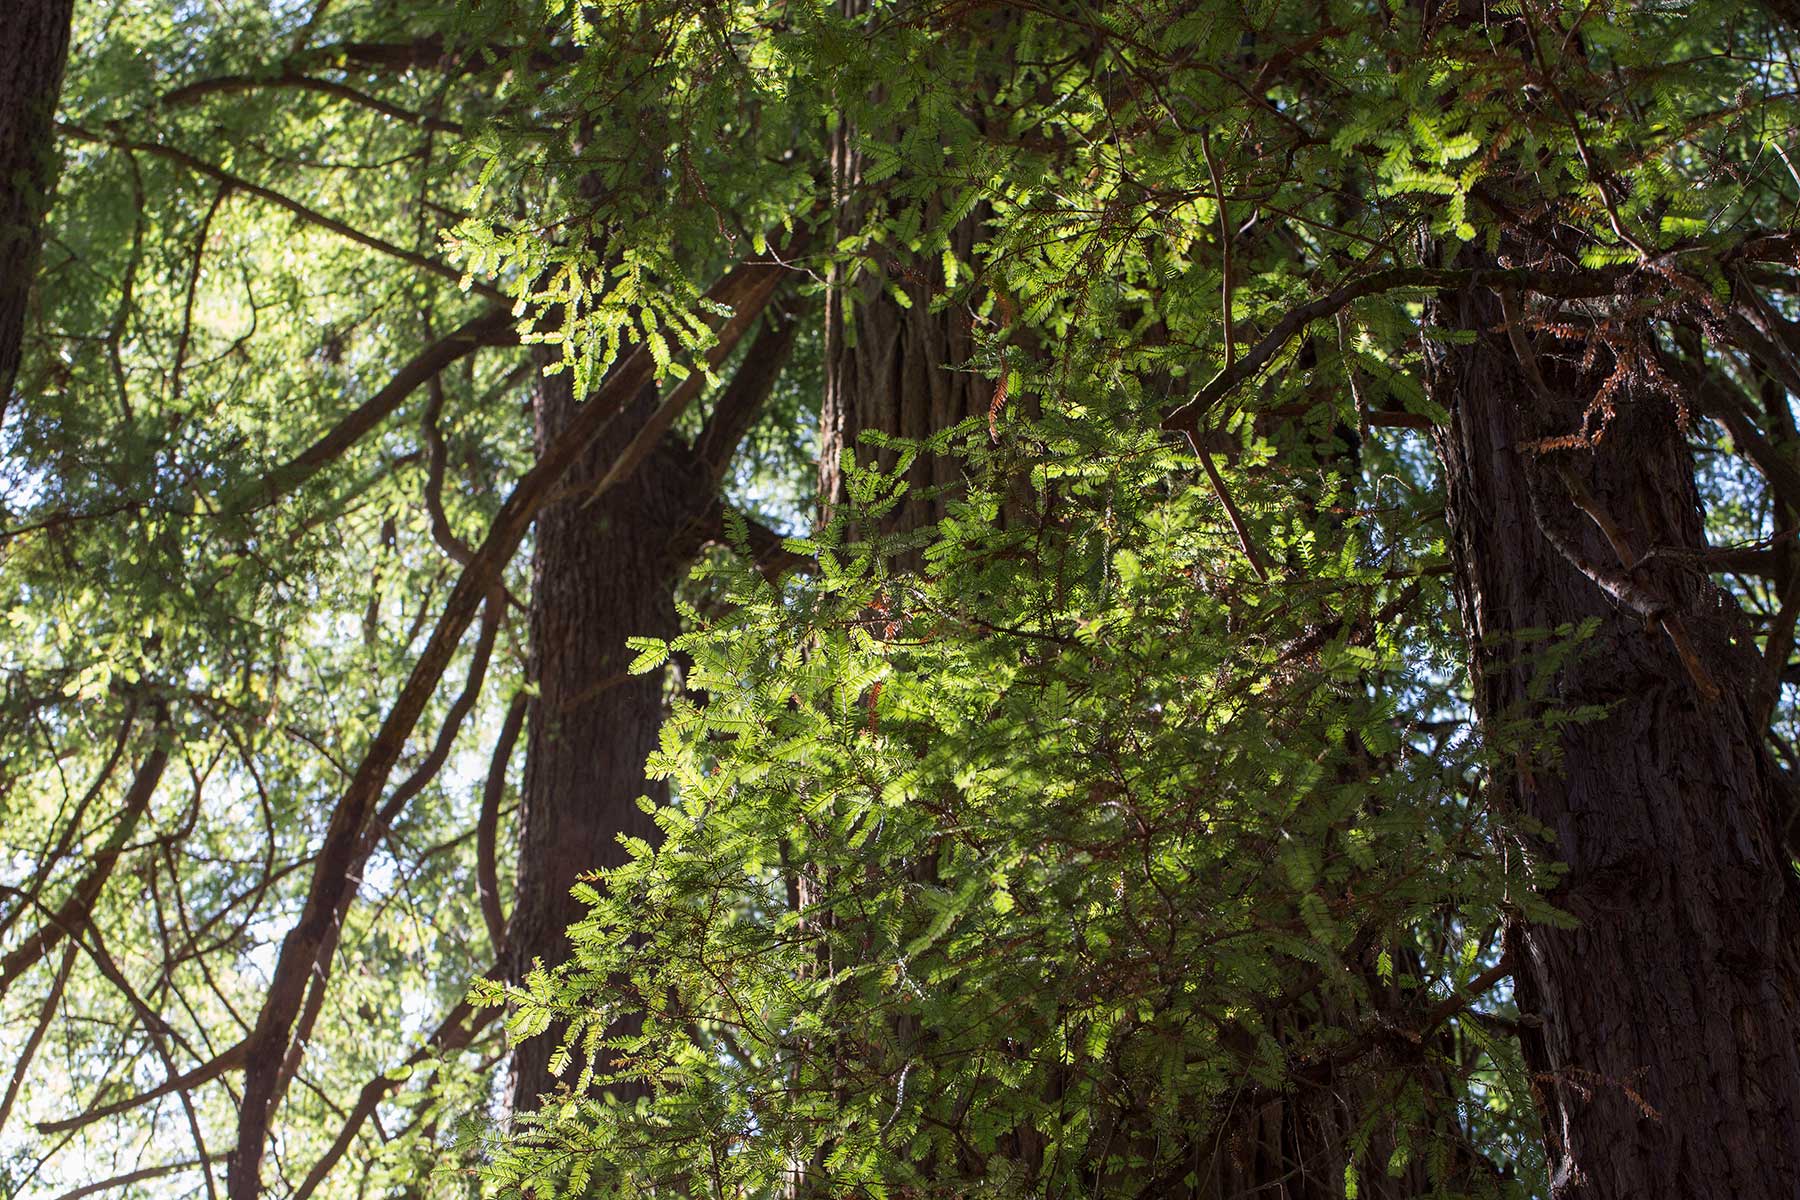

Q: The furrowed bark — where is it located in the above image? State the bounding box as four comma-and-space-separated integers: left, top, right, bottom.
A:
227, 256, 786, 1200
792, 9, 998, 1187
1427, 269, 1800, 1197
0, 0, 76, 421
819, 149, 989, 559
506, 285, 795, 1110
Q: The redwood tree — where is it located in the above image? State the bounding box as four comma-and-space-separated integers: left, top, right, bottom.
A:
509, 293, 800, 1108
1429, 265, 1800, 1195
0, 0, 75, 414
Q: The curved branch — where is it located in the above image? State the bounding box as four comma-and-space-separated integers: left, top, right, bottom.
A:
0, 743, 168, 1003
689, 305, 805, 493
288, 36, 580, 77
0, 942, 74, 1135
227, 250, 792, 1200
241, 306, 519, 512
479, 692, 528, 959
1161, 264, 1634, 434
56, 123, 504, 300
582, 283, 791, 506
161, 73, 463, 134
36, 1040, 247, 1135
422, 376, 477, 565
49, 1156, 220, 1200
0, 706, 136, 946
291, 988, 500, 1200
273, 588, 506, 1115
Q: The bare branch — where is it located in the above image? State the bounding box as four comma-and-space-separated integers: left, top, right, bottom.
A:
288, 36, 580, 77
56, 123, 504, 300
1162, 264, 1637, 435
0, 742, 169, 1003
689, 305, 805, 494
0, 706, 137, 946
36, 1040, 247, 1135
583, 284, 790, 506
0, 943, 74, 1135
49, 1157, 220, 1200
239, 306, 519, 512
422, 376, 477, 565
227, 251, 792, 1200
479, 692, 528, 959
161, 73, 463, 134
274, 589, 506, 1115
291, 988, 501, 1200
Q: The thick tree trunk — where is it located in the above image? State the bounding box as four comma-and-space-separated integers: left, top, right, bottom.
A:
507, 365, 686, 1109
819, 163, 986, 548
508, 292, 795, 1111
1428, 273, 1800, 1196
0, 0, 75, 416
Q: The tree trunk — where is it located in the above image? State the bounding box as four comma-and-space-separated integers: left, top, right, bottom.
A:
506, 365, 686, 1109
1427, 271, 1800, 1196
0, 0, 75, 416
508, 290, 795, 1110
819, 107, 987, 549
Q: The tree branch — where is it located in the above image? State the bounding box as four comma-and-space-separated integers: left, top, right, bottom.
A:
1162, 264, 1635, 434
291, 988, 501, 1200
36, 1040, 247, 1135
56, 123, 504, 300
238, 306, 518, 512
478, 692, 527, 960
0, 942, 74, 1135
689, 305, 805, 495
161, 73, 463, 134
226, 250, 792, 1200
422, 375, 478, 565
0, 742, 168, 1003
582, 285, 792, 507
49, 1157, 220, 1200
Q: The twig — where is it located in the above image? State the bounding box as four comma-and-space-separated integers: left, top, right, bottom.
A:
1189, 432, 1270, 583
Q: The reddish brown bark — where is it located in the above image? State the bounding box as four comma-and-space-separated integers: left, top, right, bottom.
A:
1428, 272, 1800, 1197
817, 2, 992, 552
505, 364, 691, 1108
506, 295, 797, 1110
0, 0, 75, 417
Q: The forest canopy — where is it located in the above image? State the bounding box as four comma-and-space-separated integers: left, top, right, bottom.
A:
3, 1, 1800, 1198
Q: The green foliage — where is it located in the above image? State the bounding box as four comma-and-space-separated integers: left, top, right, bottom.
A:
472, 398, 1552, 1196
4, 0, 1796, 1196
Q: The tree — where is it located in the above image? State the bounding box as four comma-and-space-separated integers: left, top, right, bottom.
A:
1411, 8, 1800, 1192
0, 0, 76, 414
7, 3, 1800, 1199
508, 282, 800, 1110
0, 4, 817, 1195
1429, 260, 1800, 1196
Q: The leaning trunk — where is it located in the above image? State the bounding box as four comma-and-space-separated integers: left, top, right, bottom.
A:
1428, 272, 1800, 1195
